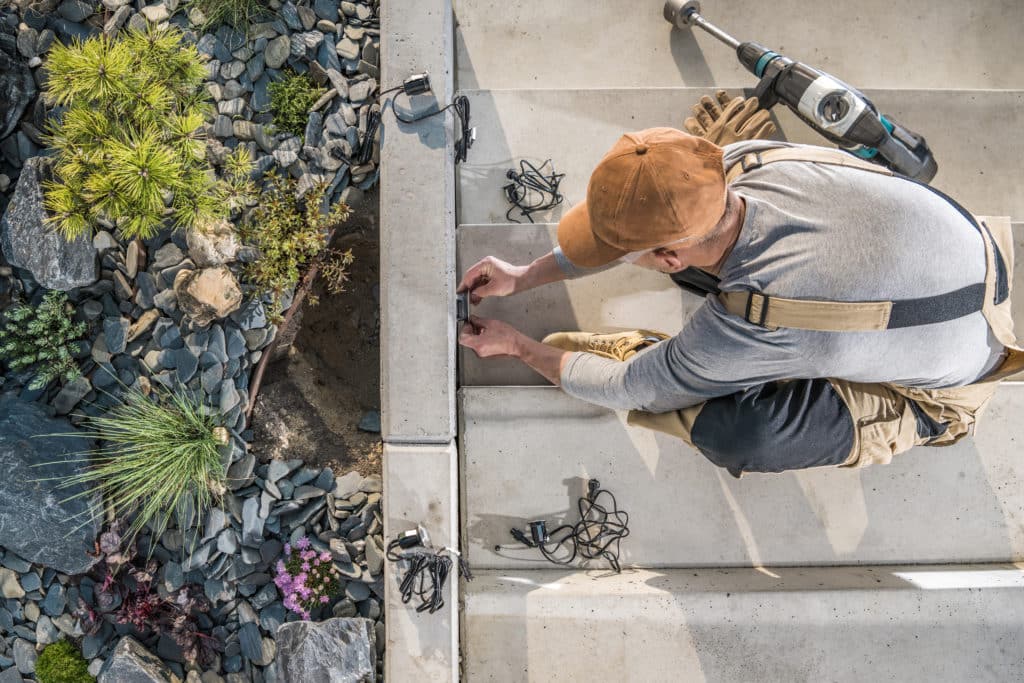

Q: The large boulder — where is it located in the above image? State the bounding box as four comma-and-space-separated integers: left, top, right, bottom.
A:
0, 157, 98, 291
275, 618, 376, 683
0, 32, 36, 140
173, 266, 243, 327
0, 393, 100, 574
98, 637, 180, 683
185, 218, 239, 267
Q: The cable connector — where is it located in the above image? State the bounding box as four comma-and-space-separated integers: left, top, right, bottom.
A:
403, 72, 432, 96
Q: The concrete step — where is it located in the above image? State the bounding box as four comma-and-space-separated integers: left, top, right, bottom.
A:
462, 565, 1024, 682
458, 384, 1024, 569
458, 223, 1024, 386
456, 88, 1024, 225
454, 0, 1024, 91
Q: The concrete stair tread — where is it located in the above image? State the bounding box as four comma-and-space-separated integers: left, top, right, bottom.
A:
454, 0, 1024, 91
462, 565, 1024, 682
456, 88, 1024, 225
459, 384, 1024, 568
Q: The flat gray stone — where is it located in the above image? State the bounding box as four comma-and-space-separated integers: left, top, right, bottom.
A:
274, 618, 376, 682
98, 637, 176, 682
52, 376, 91, 415
0, 395, 100, 574
265, 35, 290, 69
0, 157, 97, 291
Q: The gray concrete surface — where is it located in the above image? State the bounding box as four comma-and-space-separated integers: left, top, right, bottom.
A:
383, 443, 460, 682
462, 565, 1024, 682
454, 0, 1024, 90
456, 88, 1024, 225
381, 0, 457, 443
457, 224, 702, 385
459, 385, 1024, 568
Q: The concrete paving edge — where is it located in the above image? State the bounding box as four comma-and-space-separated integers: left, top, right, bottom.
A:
381, 1, 460, 680
383, 443, 460, 682
380, 0, 457, 442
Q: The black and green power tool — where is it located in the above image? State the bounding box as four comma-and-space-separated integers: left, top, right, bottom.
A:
664, 0, 937, 182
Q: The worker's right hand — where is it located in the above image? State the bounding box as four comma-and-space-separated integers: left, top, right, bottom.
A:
457, 256, 528, 304
684, 90, 776, 146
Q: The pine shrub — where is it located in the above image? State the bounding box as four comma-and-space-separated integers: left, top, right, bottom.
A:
35, 640, 95, 683
240, 173, 352, 319
268, 71, 325, 139
42, 26, 244, 240
0, 290, 87, 390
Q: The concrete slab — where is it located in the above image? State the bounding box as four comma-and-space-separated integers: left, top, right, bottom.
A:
380, 0, 457, 442
456, 88, 1024, 225
456, 224, 704, 385
454, 0, 1024, 91
463, 565, 1024, 682
383, 443, 459, 682
459, 385, 1024, 568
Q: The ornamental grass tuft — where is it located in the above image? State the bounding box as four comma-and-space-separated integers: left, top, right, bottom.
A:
58, 383, 228, 546
273, 536, 340, 619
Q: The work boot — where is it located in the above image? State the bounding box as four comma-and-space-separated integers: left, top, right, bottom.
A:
541, 330, 670, 362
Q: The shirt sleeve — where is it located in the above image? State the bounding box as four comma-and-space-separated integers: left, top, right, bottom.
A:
552, 245, 619, 280
559, 298, 804, 412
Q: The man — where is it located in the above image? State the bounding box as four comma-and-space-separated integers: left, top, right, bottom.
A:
458, 93, 1021, 476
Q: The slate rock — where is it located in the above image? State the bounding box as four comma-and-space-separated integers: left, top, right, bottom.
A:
58, 0, 94, 22
104, 317, 130, 354
357, 410, 380, 433
0, 395, 100, 574
98, 637, 177, 683
274, 618, 375, 682
52, 376, 92, 415
0, 36, 36, 140
0, 158, 97, 291
174, 266, 243, 327
265, 35, 290, 69
13, 638, 35, 674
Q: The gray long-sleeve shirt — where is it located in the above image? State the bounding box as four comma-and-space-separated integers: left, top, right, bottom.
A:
558, 141, 1005, 413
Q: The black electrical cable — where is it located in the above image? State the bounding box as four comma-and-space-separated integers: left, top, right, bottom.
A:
502, 159, 565, 223
387, 537, 473, 614
360, 93, 474, 165
505, 480, 630, 573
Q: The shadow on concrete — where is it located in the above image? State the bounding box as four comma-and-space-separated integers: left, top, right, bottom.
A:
669, 27, 715, 87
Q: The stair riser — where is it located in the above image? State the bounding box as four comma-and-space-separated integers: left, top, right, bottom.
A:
456, 89, 1024, 226
454, 0, 1024, 91
460, 385, 1024, 568
463, 567, 1024, 683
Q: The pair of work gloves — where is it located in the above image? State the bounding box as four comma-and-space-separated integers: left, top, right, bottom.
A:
683, 89, 776, 145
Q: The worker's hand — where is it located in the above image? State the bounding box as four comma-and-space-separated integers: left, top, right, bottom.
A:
458, 315, 523, 358
457, 256, 528, 304
684, 90, 777, 145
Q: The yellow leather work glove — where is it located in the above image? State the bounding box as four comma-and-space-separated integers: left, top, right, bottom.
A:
683, 90, 777, 145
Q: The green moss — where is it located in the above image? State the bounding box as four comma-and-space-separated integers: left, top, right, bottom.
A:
35, 640, 95, 683
268, 71, 326, 139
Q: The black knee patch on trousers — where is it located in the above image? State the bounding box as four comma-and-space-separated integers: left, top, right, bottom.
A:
690, 379, 855, 477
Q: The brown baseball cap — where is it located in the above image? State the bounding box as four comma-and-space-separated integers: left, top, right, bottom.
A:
557, 127, 727, 268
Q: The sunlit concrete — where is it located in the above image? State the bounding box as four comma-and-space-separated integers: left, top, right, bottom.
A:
384, 443, 460, 681
380, 0, 457, 442
454, 0, 1024, 90
459, 385, 1024, 568
456, 88, 1024, 226
463, 565, 1024, 682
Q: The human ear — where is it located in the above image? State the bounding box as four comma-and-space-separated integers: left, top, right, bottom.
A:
657, 249, 684, 272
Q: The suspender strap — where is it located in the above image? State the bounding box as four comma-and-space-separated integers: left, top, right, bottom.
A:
720, 146, 1005, 332
719, 284, 989, 332
724, 147, 893, 184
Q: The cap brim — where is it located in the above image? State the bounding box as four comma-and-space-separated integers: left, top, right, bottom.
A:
556, 202, 630, 269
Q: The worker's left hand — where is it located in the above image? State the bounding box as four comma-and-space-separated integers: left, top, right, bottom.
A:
458, 315, 523, 358
684, 90, 777, 145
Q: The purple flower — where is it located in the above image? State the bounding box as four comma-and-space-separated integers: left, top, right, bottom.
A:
301, 562, 310, 571
319, 595, 329, 604
319, 551, 331, 562
296, 537, 311, 550
284, 543, 292, 555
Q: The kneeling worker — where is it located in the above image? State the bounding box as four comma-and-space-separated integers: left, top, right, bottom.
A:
458, 95, 1022, 477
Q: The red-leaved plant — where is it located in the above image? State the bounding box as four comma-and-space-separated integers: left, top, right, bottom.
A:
75, 523, 221, 666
